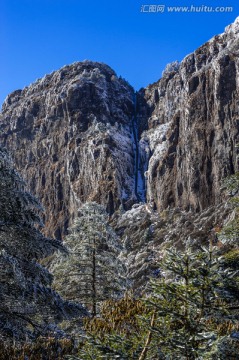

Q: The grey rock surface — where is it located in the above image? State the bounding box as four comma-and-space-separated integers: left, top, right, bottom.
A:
0, 17, 239, 248
138, 17, 239, 212
0, 61, 136, 238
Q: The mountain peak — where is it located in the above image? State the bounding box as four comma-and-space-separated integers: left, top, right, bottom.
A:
225, 16, 239, 34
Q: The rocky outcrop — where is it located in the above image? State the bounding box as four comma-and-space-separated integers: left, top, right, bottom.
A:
0, 18, 239, 242
138, 17, 239, 212
0, 62, 136, 238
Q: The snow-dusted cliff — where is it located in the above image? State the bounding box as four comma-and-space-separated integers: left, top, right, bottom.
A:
0, 62, 138, 237
0, 18, 239, 246
138, 16, 239, 212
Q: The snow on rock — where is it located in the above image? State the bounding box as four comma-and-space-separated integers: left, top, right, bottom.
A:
1, 17, 239, 246
139, 123, 171, 204
225, 16, 239, 35
0, 61, 135, 238
138, 16, 239, 212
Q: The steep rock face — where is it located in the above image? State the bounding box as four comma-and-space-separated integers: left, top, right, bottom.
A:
0, 18, 239, 242
0, 62, 136, 238
138, 17, 239, 212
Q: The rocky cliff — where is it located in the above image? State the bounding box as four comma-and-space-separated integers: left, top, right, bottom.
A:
138, 17, 239, 212
0, 62, 137, 238
0, 18, 239, 243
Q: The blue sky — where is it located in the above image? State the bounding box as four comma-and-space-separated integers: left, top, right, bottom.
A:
0, 0, 238, 106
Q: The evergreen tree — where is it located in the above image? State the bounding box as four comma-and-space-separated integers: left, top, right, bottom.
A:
0, 147, 79, 342
120, 206, 155, 294
73, 173, 239, 359
76, 293, 148, 360
51, 202, 126, 316
143, 246, 229, 359
76, 245, 239, 360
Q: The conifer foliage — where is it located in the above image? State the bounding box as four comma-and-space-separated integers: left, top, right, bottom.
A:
0, 147, 70, 342
76, 245, 239, 359
51, 202, 126, 316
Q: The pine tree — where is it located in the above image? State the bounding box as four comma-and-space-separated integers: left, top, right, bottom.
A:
74, 173, 239, 359
51, 202, 126, 316
116, 204, 156, 294
77, 294, 148, 360
76, 245, 239, 360
0, 146, 83, 342
209, 171, 239, 358
142, 246, 225, 359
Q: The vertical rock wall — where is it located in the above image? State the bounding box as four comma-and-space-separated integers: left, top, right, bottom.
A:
139, 18, 239, 212
0, 62, 136, 238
